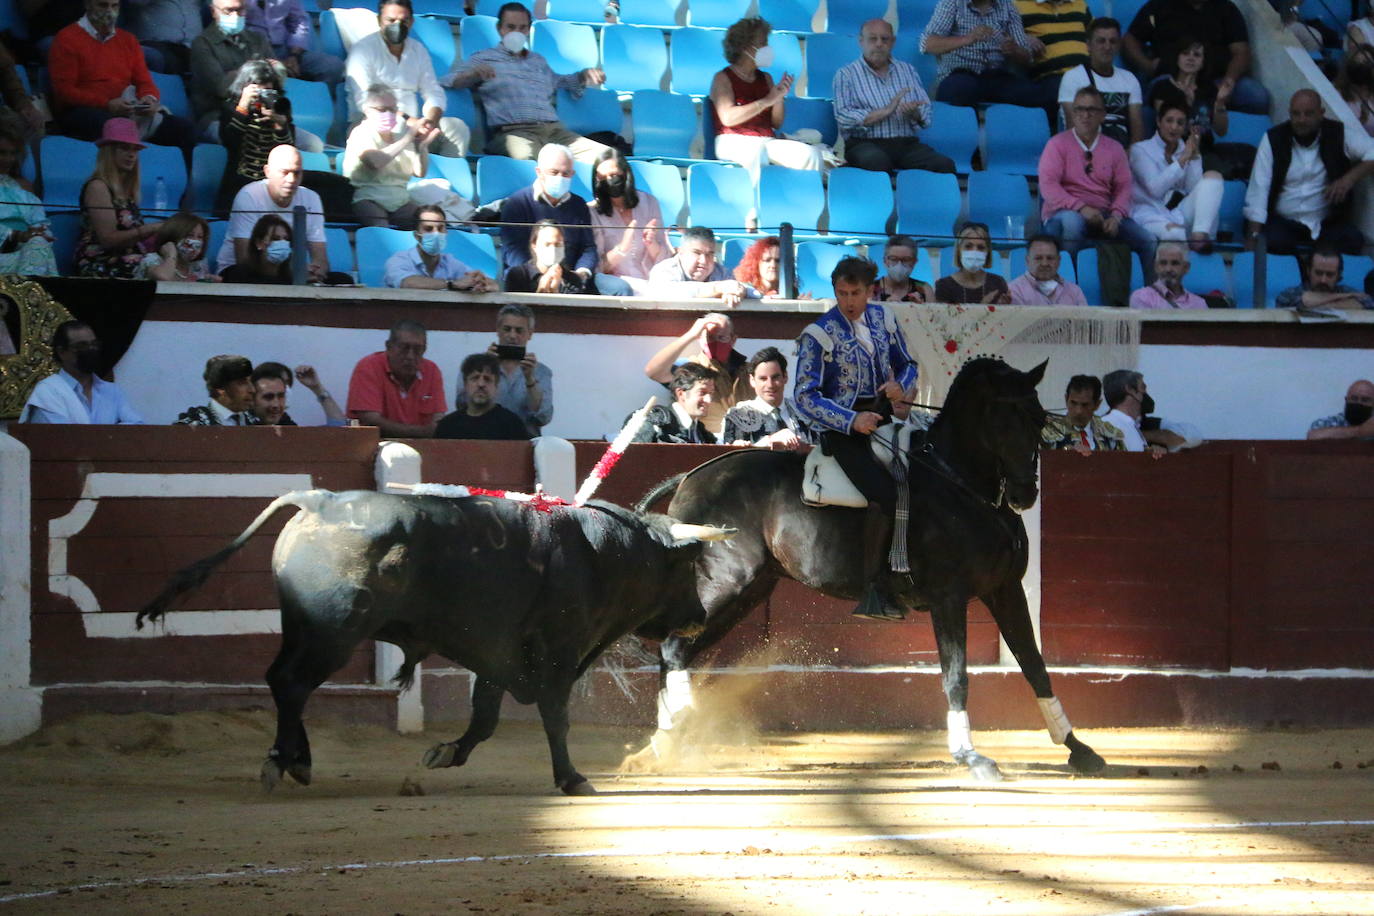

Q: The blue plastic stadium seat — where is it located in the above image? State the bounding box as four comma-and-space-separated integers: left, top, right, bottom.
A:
207, 219, 228, 270
722, 235, 750, 269
427, 153, 476, 200
758, 31, 802, 86
572, 159, 594, 199
151, 72, 192, 120
921, 101, 979, 173
895, 168, 961, 241
531, 19, 600, 74
355, 226, 415, 285
556, 87, 623, 137
601, 24, 669, 92
1186, 252, 1230, 299
802, 33, 851, 99
317, 9, 346, 59
825, 0, 886, 36
756, 165, 824, 236
1218, 179, 1247, 240
629, 158, 685, 225
48, 211, 82, 275
412, 16, 457, 75
39, 136, 98, 210
1344, 253, 1374, 284
1111, 0, 1150, 31
686, 161, 754, 235
983, 104, 1052, 175
758, 0, 818, 32
140, 143, 188, 213
796, 240, 846, 297
460, 14, 500, 58
779, 96, 837, 146
669, 27, 725, 96
826, 167, 893, 241
0, 0, 28, 40
618, 0, 682, 28
325, 226, 356, 281
476, 154, 538, 205
412, 0, 464, 20
300, 149, 332, 173
447, 229, 500, 277
472, 0, 505, 14
189, 144, 227, 213
1073, 246, 1143, 305
630, 89, 704, 164
1225, 111, 1272, 147
894, 0, 941, 34
547, 0, 612, 26
444, 86, 485, 153
285, 78, 335, 144
685, 0, 736, 28
1231, 252, 1302, 309
967, 172, 1034, 244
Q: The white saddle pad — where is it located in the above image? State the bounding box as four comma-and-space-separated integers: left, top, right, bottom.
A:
800, 422, 916, 508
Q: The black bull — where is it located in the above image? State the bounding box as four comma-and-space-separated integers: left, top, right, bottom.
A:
137, 490, 733, 795
631, 357, 1106, 780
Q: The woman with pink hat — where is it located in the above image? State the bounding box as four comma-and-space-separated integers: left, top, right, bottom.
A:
76, 117, 165, 279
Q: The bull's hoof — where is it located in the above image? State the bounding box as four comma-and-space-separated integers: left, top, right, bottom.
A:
260, 757, 284, 792
422, 742, 458, 769
1066, 734, 1106, 775
955, 752, 1003, 782
286, 762, 313, 786
560, 775, 597, 796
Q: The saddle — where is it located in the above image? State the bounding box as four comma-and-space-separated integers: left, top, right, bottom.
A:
801, 422, 917, 508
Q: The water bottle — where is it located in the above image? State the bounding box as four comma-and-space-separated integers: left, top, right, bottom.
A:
153, 176, 168, 213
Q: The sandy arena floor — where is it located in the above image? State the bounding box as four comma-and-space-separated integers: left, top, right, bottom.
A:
1, 707, 1372, 915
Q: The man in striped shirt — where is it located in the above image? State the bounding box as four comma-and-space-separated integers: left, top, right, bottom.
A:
920, 0, 1041, 109
1013, 0, 1090, 118
833, 19, 956, 173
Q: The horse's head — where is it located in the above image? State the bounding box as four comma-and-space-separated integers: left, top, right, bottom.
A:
932, 358, 1049, 511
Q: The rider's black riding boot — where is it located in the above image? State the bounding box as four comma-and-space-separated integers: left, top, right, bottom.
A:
851, 504, 907, 621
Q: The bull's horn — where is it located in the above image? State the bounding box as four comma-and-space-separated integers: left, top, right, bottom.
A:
669, 523, 737, 542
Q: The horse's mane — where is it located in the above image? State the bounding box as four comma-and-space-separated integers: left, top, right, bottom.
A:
932, 358, 1047, 431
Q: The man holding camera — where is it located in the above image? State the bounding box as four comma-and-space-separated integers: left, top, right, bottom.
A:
48, 0, 197, 151
452, 303, 553, 437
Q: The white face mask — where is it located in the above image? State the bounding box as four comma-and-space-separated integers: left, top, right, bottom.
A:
1035, 278, 1058, 296
885, 262, 912, 282
501, 30, 527, 52
752, 45, 775, 68
534, 244, 564, 272
960, 249, 988, 271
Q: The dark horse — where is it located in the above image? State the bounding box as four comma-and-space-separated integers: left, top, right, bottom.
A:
631, 357, 1105, 780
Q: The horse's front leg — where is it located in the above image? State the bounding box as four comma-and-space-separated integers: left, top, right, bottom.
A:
981, 580, 1105, 775
930, 595, 1002, 781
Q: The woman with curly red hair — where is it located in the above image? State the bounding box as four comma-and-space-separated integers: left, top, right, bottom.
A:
733, 235, 810, 298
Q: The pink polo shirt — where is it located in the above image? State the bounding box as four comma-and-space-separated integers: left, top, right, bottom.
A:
1039, 129, 1133, 221
346, 351, 448, 426
1129, 281, 1207, 310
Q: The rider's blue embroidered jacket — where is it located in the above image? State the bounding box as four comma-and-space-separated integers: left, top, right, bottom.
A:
793, 304, 919, 435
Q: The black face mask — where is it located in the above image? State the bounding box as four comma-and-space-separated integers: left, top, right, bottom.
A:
382, 21, 409, 44
1345, 401, 1373, 426
73, 349, 102, 375
597, 175, 626, 198
1134, 390, 1155, 415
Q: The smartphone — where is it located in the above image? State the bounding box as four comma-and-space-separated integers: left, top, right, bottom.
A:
495, 344, 526, 360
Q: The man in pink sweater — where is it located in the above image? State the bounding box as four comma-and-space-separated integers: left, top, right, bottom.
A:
1039, 85, 1154, 278
48, 0, 197, 152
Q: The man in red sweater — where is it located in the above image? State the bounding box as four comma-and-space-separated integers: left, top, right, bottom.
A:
48, 0, 196, 152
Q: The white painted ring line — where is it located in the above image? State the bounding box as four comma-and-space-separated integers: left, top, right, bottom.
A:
3, 818, 1372, 906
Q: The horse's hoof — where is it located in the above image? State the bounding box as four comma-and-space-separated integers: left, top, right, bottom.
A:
422, 743, 457, 769
561, 775, 597, 796
286, 763, 312, 786
260, 757, 284, 792
1068, 745, 1106, 775
967, 756, 1003, 782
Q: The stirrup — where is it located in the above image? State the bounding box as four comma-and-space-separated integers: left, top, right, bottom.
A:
851, 583, 906, 621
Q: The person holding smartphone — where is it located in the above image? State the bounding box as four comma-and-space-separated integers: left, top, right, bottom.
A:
452, 303, 553, 437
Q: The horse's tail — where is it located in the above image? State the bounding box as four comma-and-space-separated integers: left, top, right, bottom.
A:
635, 473, 688, 514
136, 490, 325, 628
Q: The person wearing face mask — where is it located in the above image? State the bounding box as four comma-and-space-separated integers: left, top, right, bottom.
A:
1307, 379, 1374, 440
190, 0, 273, 138
871, 235, 933, 303
710, 17, 822, 184
243, 0, 343, 86
19, 321, 144, 424
1008, 234, 1088, 305
642, 309, 753, 438
503, 220, 597, 294
443, 1, 610, 162
218, 145, 332, 278
588, 148, 670, 295
138, 210, 220, 281
220, 212, 357, 284
344, 85, 435, 228
48, 0, 198, 152
174, 353, 262, 425
1101, 368, 1180, 455
383, 203, 497, 290
345, 0, 468, 157
934, 222, 1011, 304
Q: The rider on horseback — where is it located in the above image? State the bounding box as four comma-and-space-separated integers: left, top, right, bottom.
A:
794, 256, 919, 622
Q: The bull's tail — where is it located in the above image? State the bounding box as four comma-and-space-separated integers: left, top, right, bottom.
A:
136, 490, 327, 628
634, 473, 687, 514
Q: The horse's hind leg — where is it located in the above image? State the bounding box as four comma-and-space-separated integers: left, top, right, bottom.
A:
930, 596, 1003, 781
422, 677, 504, 770
982, 580, 1105, 775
